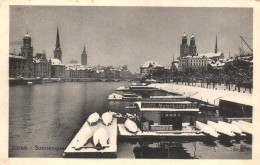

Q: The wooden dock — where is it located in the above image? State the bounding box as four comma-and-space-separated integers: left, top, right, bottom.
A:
63, 119, 117, 158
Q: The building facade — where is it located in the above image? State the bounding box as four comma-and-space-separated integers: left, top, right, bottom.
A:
51, 59, 65, 78
9, 53, 27, 78
34, 52, 51, 78
66, 64, 94, 79
178, 55, 208, 73
140, 60, 164, 75
9, 33, 36, 78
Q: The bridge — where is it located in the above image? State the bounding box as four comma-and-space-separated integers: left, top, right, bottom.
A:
65, 78, 132, 82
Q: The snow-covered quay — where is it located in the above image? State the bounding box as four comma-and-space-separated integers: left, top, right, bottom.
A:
148, 83, 252, 107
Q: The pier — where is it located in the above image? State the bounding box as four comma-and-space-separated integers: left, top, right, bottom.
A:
63, 119, 117, 158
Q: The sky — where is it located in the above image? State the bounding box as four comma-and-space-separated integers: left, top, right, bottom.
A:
10, 6, 253, 72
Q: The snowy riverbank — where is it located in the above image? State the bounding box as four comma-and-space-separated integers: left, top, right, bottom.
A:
148, 83, 252, 107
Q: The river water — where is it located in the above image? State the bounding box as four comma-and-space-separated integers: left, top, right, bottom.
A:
9, 82, 252, 158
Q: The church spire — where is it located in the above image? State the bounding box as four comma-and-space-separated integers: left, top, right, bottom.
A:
81, 45, 87, 66
56, 26, 60, 48
82, 45, 86, 54
215, 35, 218, 53
54, 26, 62, 62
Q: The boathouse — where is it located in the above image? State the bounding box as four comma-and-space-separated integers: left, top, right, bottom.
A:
134, 101, 199, 131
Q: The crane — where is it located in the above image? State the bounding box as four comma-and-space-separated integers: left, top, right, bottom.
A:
240, 36, 253, 53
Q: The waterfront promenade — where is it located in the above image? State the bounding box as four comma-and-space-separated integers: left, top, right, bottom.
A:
149, 83, 252, 107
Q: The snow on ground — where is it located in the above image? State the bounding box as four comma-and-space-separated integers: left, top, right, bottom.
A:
149, 83, 252, 106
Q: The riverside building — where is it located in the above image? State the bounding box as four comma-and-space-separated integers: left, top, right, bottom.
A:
178, 33, 207, 73
34, 52, 51, 78
9, 33, 35, 78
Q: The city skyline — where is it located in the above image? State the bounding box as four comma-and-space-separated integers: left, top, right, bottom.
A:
10, 6, 253, 72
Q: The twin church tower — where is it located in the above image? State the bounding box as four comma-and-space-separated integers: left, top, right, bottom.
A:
53, 27, 87, 66
180, 32, 197, 57
180, 32, 218, 57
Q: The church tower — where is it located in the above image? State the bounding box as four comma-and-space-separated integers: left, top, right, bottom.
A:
215, 35, 218, 53
81, 45, 87, 66
54, 26, 62, 62
189, 34, 197, 56
180, 32, 189, 57
21, 33, 33, 62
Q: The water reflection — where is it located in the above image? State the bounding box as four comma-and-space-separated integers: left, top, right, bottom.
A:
133, 141, 194, 159
9, 82, 252, 158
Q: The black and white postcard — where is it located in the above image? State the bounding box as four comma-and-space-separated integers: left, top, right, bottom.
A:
1, 0, 260, 164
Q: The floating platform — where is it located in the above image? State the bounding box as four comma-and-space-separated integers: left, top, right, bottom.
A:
118, 124, 205, 141
63, 119, 117, 158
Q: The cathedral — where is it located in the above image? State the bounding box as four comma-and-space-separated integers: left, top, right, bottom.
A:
180, 32, 197, 57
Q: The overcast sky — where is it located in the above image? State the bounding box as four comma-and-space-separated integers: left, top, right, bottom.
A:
10, 6, 252, 72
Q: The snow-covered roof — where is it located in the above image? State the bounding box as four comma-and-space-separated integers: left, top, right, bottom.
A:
208, 60, 225, 68
51, 59, 64, 66
149, 83, 252, 107
198, 52, 223, 59
141, 60, 163, 68
66, 64, 92, 71
182, 55, 206, 59
9, 54, 26, 60
24, 34, 31, 38
96, 69, 104, 73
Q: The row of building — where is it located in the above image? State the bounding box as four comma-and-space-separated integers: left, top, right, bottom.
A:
9, 28, 68, 79
9, 28, 133, 80
65, 64, 133, 80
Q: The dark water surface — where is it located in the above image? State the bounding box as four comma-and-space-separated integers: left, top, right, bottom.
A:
9, 82, 252, 158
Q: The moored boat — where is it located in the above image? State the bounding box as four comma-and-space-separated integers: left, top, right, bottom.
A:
72, 126, 93, 150
93, 127, 109, 149
237, 120, 252, 128
207, 121, 235, 137
232, 121, 252, 135
125, 118, 138, 133
218, 121, 242, 135
123, 94, 142, 100
108, 93, 123, 100
102, 112, 113, 126
195, 121, 219, 138
116, 86, 129, 91
87, 112, 100, 126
